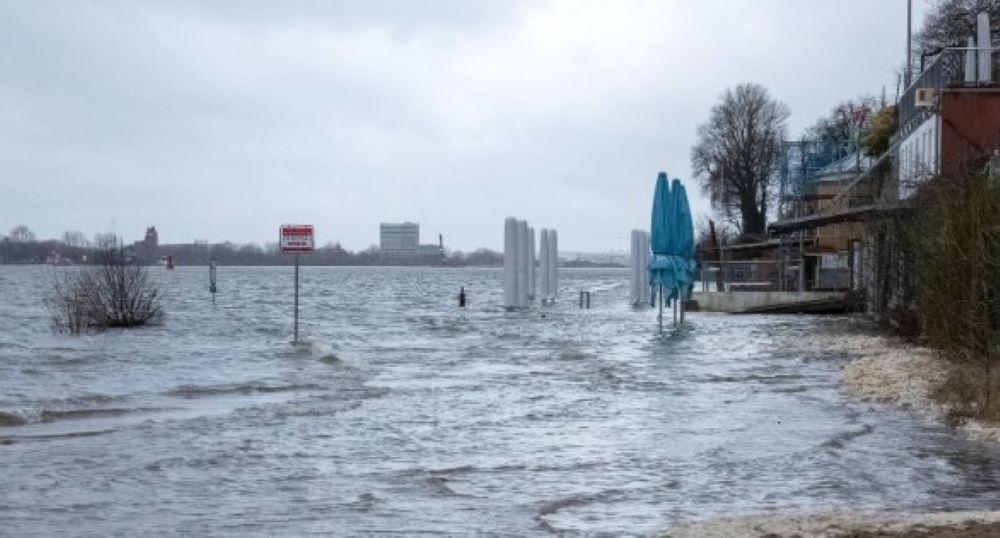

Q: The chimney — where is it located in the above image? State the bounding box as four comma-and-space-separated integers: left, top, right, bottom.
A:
978, 12, 992, 82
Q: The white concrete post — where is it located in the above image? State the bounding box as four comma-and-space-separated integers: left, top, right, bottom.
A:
548, 230, 558, 301
503, 217, 518, 308
517, 220, 529, 307
539, 229, 550, 302
528, 227, 536, 301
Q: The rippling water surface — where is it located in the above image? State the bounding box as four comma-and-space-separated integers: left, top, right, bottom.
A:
2, 265, 1000, 535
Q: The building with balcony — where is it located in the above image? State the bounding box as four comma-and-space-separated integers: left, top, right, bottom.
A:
768, 14, 999, 310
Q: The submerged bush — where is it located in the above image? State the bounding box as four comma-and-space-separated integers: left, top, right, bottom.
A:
47, 246, 163, 334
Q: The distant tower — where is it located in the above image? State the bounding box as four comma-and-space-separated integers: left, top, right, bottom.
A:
143, 226, 159, 259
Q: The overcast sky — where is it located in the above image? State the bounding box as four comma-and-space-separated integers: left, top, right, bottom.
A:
1, 1, 929, 252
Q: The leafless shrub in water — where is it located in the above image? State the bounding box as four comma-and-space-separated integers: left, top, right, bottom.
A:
47, 244, 163, 334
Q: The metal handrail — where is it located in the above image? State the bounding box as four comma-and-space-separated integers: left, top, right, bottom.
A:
898, 47, 999, 137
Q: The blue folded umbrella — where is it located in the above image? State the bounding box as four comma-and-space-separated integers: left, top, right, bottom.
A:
649, 173, 696, 303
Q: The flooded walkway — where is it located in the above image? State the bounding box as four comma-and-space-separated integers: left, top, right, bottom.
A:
2, 266, 999, 535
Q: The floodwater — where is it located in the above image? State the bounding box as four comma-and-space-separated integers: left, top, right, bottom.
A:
2, 265, 1000, 535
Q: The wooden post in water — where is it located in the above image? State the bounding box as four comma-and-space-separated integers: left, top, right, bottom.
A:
209, 259, 217, 305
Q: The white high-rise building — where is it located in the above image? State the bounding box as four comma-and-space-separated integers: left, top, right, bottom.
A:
380, 222, 419, 257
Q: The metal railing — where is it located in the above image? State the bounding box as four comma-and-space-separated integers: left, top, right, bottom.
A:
899, 47, 999, 137
698, 254, 855, 294
698, 261, 782, 292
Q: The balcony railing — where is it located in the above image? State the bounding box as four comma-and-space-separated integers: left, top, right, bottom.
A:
899, 47, 999, 136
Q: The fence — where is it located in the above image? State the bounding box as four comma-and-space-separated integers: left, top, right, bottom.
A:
899, 47, 999, 138
698, 256, 853, 293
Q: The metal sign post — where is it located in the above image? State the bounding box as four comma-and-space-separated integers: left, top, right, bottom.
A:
280, 224, 314, 343
294, 253, 299, 340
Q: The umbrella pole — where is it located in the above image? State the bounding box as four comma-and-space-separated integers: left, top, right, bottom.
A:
673, 295, 678, 326
657, 284, 663, 331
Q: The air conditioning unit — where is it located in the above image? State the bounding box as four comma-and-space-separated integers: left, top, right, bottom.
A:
915, 88, 937, 107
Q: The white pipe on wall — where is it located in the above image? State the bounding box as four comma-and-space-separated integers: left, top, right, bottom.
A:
966, 35, 977, 83
978, 12, 992, 82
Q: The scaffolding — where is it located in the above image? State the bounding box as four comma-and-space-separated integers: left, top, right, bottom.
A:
773, 138, 871, 292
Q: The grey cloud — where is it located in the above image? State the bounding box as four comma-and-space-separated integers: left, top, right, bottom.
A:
0, 0, 925, 251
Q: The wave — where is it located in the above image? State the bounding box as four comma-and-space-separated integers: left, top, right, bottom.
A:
0, 411, 28, 427
822, 424, 875, 449
0, 429, 115, 442
164, 382, 323, 399
280, 339, 348, 365
535, 487, 629, 529
39, 407, 159, 422
0, 406, 165, 427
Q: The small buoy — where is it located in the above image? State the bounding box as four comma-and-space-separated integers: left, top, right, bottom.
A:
459, 286, 466, 307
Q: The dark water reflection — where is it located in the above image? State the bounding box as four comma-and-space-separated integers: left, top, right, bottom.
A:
2, 265, 1000, 535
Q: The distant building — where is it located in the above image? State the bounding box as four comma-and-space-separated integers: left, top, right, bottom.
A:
418, 243, 443, 258
379, 223, 445, 262
379, 222, 419, 258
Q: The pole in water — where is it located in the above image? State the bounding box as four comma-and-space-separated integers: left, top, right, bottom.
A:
209, 259, 218, 305
459, 286, 466, 307
294, 253, 300, 342
658, 284, 663, 331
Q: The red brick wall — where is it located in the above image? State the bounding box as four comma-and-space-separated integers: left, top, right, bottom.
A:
940, 90, 1000, 177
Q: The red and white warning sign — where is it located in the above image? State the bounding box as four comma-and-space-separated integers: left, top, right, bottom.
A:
279, 224, 314, 253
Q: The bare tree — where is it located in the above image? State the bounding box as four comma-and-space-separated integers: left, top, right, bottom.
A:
61, 230, 89, 249
92, 232, 119, 250
916, 0, 1000, 57
47, 244, 163, 334
8, 224, 35, 243
691, 83, 789, 238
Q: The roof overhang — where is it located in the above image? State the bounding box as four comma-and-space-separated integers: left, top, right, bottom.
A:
768, 202, 914, 236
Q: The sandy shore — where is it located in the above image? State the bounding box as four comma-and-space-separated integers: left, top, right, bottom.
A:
840, 341, 949, 411
669, 509, 1000, 537
838, 333, 1000, 442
